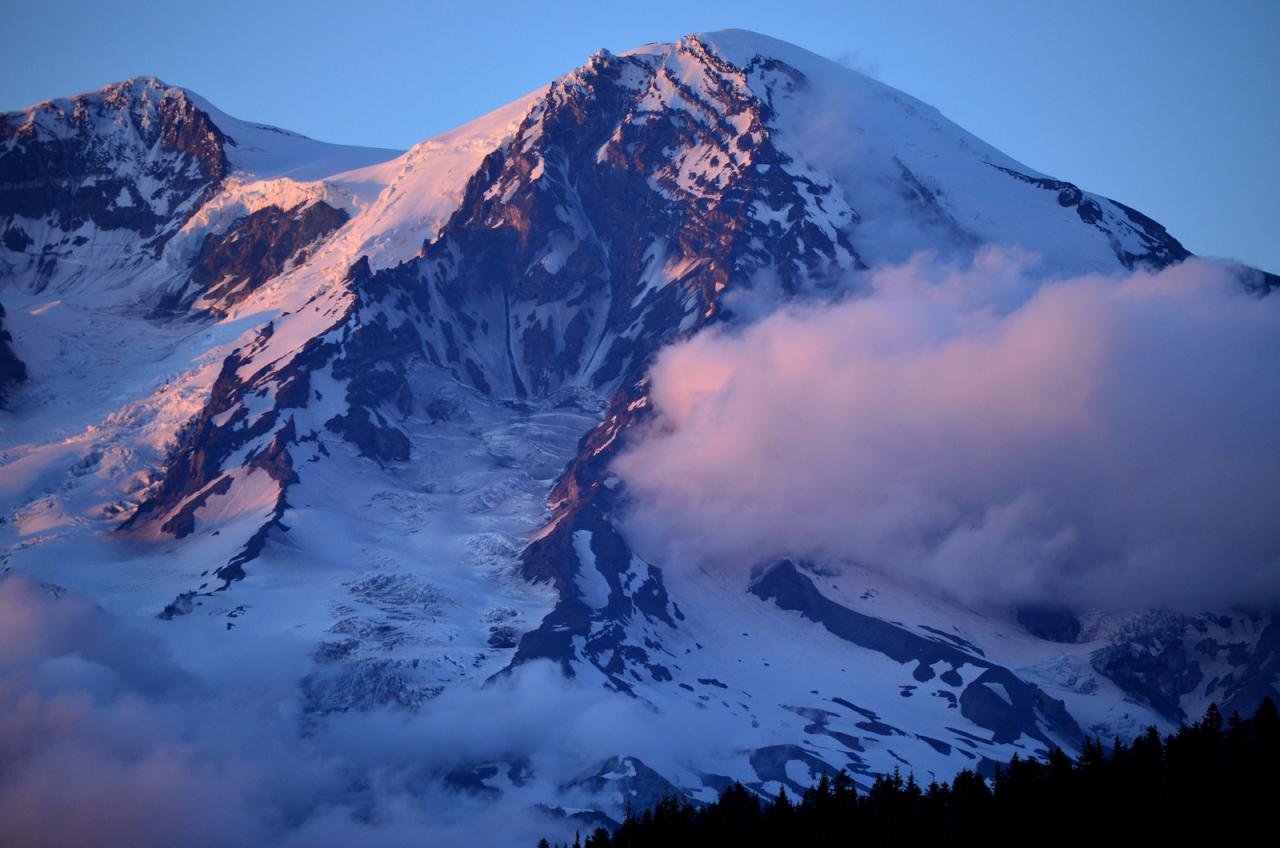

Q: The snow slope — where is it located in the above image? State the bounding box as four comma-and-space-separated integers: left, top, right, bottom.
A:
329, 87, 547, 268
183, 85, 403, 181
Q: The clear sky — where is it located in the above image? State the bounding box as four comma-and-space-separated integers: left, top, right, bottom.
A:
2, 0, 1276, 272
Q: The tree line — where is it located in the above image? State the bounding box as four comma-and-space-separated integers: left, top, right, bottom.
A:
538, 698, 1278, 847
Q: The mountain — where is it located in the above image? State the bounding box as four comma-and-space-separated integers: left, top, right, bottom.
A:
1, 30, 1276, 833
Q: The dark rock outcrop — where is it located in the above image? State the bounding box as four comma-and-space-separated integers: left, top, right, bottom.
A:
991, 164, 1190, 269
1092, 610, 1280, 723
158, 200, 349, 315
753, 560, 1084, 750
351, 39, 860, 401
0, 302, 27, 406
562, 756, 682, 817
1215, 619, 1280, 718
1017, 604, 1082, 644
0, 78, 230, 268
1090, 611, 1203, 721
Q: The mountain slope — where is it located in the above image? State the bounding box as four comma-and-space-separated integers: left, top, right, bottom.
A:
1, 29, 1275, 833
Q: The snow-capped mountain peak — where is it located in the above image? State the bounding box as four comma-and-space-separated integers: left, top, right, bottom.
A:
1, 30, 1275, 836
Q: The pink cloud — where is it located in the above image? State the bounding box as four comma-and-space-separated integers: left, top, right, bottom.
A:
614, 251, 1280, 610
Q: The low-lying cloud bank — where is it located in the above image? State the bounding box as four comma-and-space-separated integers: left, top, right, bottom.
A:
0, 574, 670, 848
614, 251, 1280, 611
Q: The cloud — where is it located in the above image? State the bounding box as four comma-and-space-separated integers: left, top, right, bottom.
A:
613, 250, 1280, 611
830, 49, 883, 79
0, 573, 657, 848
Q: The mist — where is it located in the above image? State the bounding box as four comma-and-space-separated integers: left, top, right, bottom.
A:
614, 250, 1280, 612
0, 573, 678, 848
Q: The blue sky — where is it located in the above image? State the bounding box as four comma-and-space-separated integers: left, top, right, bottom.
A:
2, 0, 1276, 272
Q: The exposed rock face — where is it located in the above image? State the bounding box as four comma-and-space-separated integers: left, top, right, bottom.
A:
0, 302, 27, 406
353, 41, 862, 401
513, 478, 681, 691
990, 165, 1189, 269
752, 561, 1084, 749
0, 77, 230, 275
1091, 612, 1203, 722
155, 200, 350, 316
1092, 610, 1280, 722
1017, 604, 1083, 644
561, 756, 681, 819
118, 318, 316, 590
123, 254, 424, 593
1214, 620, 1280, 718
511, 379, 670, 687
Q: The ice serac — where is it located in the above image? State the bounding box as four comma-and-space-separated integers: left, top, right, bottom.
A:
3, 29, 1278, 827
